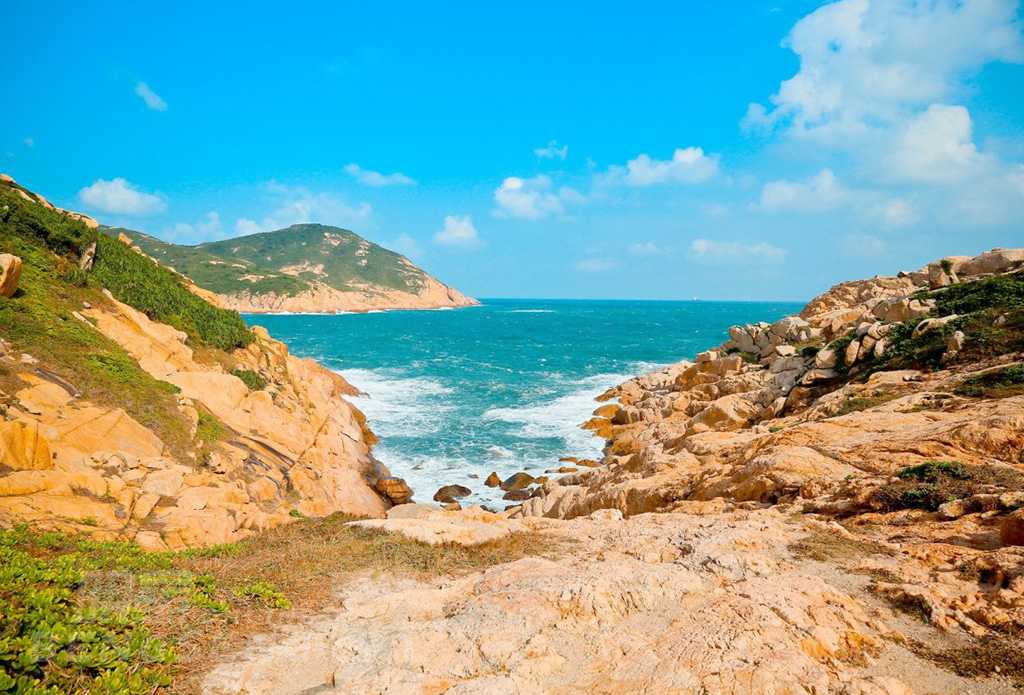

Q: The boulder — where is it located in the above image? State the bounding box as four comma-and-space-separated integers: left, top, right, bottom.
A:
0, 254, 22, 298
844, 339, 862, 366
503, 489, 532, 501
1001, 513, 1024, 547
386, 503, 442, 519
78, 241, 97, 271
814, 348, 837, 369
0, 420, 53, 471
484, 471, 502, 487
375, 476, 414, 505
912, 315, 958, 339
433, 484, 472, 503
501, 472, 535, 491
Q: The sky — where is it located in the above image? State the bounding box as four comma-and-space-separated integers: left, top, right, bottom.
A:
3, 0, 1024, 302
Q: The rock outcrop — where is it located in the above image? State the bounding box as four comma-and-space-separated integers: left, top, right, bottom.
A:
0, 253, 21, 298
0, 295, 394, 547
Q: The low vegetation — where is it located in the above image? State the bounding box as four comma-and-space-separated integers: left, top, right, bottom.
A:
869, 461, 1024, 512
228, 368, 266, 391
909, 637, 1024, 688
955, 364, 1024, 398
90, 234, 252, 351
789, 524, 893, 563
0, 518, 563, 694
102, 222, 428, 299
0, 181, 248, 459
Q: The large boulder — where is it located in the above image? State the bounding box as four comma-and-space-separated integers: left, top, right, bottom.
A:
0, 420, 53, 471
0, 254, 22, 298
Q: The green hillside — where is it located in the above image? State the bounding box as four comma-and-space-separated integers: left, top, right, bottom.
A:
102, 223, 431, 298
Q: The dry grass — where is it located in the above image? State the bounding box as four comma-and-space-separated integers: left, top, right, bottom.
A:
908, 637, 1024, 688
789, 524, 894, 563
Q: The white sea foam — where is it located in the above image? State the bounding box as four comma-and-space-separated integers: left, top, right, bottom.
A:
335, 368, 454, 438
482, 371, 634, 455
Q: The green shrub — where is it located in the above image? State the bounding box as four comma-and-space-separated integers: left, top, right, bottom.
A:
195, 411, 230, 444
229, 368, 267, 391
870, 461, 1024, 512
956, 364, 1024, 398
91, 235, 252, 351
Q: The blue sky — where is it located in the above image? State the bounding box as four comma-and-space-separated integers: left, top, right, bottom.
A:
4, 0, 1024, 301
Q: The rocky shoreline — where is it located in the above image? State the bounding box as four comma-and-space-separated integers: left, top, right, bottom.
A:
226, 245, 1024, 694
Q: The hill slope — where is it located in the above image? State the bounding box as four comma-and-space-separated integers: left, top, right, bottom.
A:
102, 223, 478, 313
0, 174, 402, 550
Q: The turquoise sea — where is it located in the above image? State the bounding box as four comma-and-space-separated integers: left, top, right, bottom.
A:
245, 299, 802, 507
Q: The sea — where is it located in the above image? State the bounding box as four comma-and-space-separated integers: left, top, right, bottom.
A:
244, 298, 802, 508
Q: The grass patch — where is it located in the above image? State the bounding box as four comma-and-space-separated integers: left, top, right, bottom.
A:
955, 364, 1024, 398
1, 517, 563, 693
228, 368, 266, 392
869, 461, 1024, 512
909, 637, 1024, 688
835, 390, 893, 416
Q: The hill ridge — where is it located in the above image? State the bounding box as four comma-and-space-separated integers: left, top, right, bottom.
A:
101, 222, 478, 313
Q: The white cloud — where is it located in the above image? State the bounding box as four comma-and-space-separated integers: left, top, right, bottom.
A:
433, 215, 483, 247
78, 178, 167, 216
234, 219, 263, 236
606, 147, 720, 186
756, 169, 850, 212
166, 212, 229, 242
628, 242, 663, 256
534, 140, 569, 160
234, 182, 372, 235
886, 104, 995, 184
493, 175, 566, 219
746, 0, 1024, 138
391, 233, 424, 258
875, 198, 919, 228
343, 163, 417, 187
134, 82, 168, 111
24, 138, 33, 148
690, 238, 788, 263
573, 257, 616, 272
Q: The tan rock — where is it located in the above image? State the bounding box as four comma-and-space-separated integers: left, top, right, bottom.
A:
0, 420, 53, 470
0, 253, 22, 298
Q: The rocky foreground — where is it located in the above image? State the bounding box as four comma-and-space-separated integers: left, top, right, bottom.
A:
206, 247, 1024, 694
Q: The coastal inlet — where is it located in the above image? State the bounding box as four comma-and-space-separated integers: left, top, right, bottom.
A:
245, 298, 799, 507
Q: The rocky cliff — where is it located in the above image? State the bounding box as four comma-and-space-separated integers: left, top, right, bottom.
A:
0, 176, 407, 549
103, 223, 479, 313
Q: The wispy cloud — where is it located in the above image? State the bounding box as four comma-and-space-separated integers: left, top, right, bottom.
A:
391, 233, 424, 258
534, 140, 568, 160
628, 242, 663, 256
235, 181, 372, 234
78, 178, 166, 215
573, 257, 616, 272
690, 238, 787, 263
343, 163, 417, 187
134, 81, 168, 111
23, 138, 34, 148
